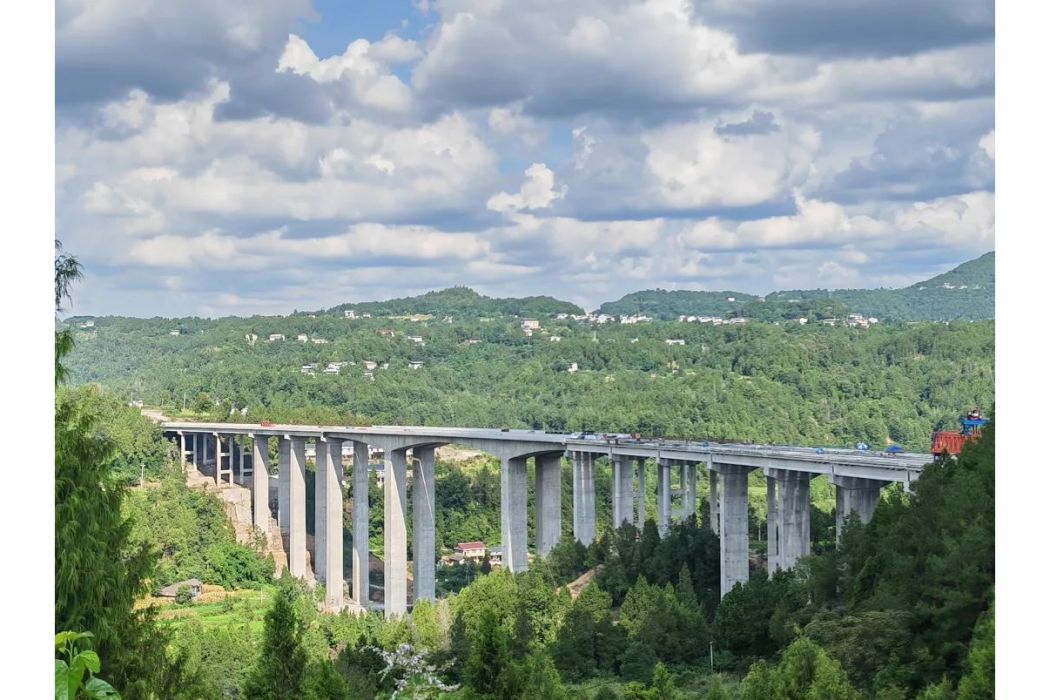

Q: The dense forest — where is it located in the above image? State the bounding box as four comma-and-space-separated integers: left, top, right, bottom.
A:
64, 312, 993, 452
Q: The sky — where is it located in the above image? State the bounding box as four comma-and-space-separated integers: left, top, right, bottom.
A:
55, 0, 994, 318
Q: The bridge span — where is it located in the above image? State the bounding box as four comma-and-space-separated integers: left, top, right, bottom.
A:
161, 421, 929, 616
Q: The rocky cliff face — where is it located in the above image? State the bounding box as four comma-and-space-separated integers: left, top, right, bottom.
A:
185, 467, 288, 576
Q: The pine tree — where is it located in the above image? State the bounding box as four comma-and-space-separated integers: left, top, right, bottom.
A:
464, 607, 512, 697
242, 575, 310, 700
517, 650, 569, 700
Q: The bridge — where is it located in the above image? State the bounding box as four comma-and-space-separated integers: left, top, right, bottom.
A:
161, 421, 930, 617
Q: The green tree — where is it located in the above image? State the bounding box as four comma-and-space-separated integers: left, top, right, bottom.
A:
703, 674, 731, 700
516, 650, 569, 700
463, 607, 513, 697
55, 240, 83, 385
242, 575, 310, 699
56, 389, 192, 698
956, 601, 993, 700
649, 663, 677, 700
740, 637, 859, 700
174, 585, 193, 606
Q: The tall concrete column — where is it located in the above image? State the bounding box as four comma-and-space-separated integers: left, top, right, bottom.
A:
766, 476, 778, 576
193, 433, 200, 468
708, 469, 720, 535
572, 452, 596, 546
213, 434, 222, 486
384, 448, 408, 618
572, 452, 581, 540
535, 453, 563, 556
712, 463, 754, 597
501, 456, 528, 572
412, 446, 436, 603
314, 440, 329, 581
832, 475, 886, 540
278, 438, 290, 534
288, 437, 307, 578
636, 458, 647, 527
203, 433, 209, 473
612, 456, 633, 529
324, 439, 344, 611
657, 459, 671, 537
252, 436, 269, 533
179, 433, 187, 470
770, 469, 814, 572
675, 461, 686, 521
352, 441, 370, 608
685, 462, 697, 520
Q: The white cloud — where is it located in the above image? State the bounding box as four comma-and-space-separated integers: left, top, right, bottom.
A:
571, 126, 596, 170
978, 129, 994, 160
487, 163, 567, 214
59, 86, 498, 233
276, 34, 415, 113
643, 116, 820, 208
125, 224, 493, 270
55, 0, 995, 316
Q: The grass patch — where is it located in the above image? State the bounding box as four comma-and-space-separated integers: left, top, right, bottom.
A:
154, 586, 275, 634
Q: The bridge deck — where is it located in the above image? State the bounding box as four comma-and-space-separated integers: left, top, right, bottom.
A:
162, 421, 930, 482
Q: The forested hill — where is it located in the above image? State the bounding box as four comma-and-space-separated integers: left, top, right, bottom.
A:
597, 290, 761, 319
603, 252, 995, 321
327, 286, 583, 318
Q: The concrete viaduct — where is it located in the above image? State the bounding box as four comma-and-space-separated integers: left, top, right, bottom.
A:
161, 421, 929, 617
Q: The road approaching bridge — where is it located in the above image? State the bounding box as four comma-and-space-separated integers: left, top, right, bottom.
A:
162, 421, 930, 616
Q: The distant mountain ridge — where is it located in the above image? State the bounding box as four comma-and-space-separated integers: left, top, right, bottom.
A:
597, 290, 760, 319
327, 285, 584, 319
601, 252, 994, 322
68, 253, 993, 324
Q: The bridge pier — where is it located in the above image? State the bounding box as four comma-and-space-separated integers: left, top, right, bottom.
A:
384, 448, 409, 617
288, 437, 308, 578
832, 475, 886, 539
572, 452, 596, 546
413, 447, 436, 603
657, 458, 672, 537
711, 463, 754, 597
501, 456, 529, 572
314, 440, 329, 584
310, 439, 344, 609
325, 439, 345, 610
635, 457, 647, 527
613, 456, 633, 529
768, 468, 816, 572
679, 461, 697, 521
535, 453, 562, 556
766, 476, 778, 575
709, 467, 719, 534
352, 441, 370, 609
252, 436, 269, 533
278, 438, 290, 535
